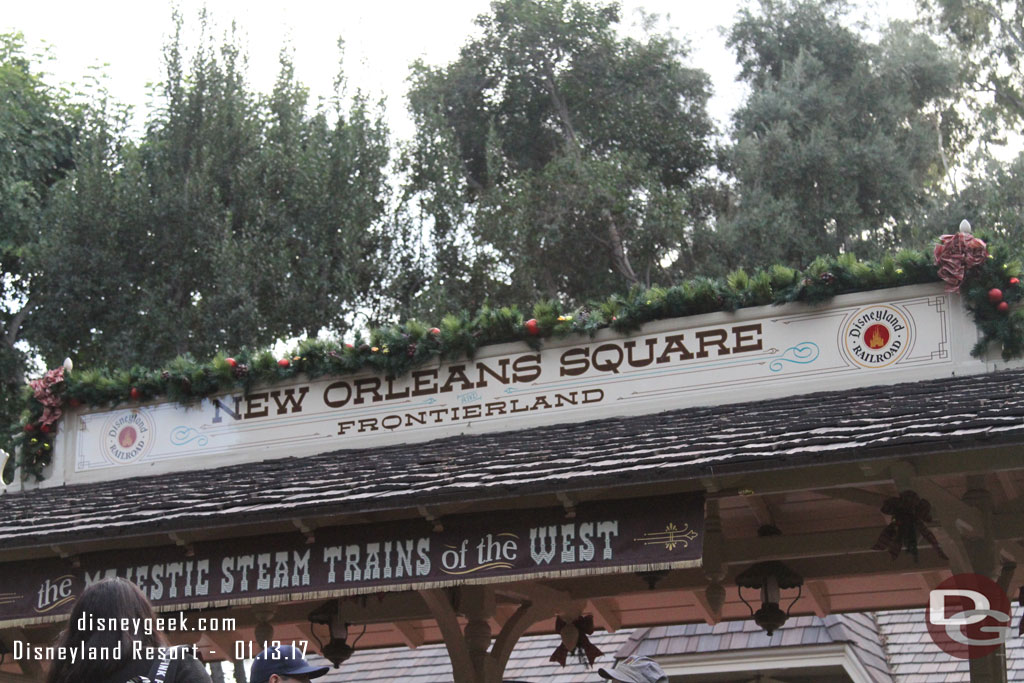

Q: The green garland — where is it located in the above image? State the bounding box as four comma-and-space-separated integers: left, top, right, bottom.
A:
9, 238, 1023, 481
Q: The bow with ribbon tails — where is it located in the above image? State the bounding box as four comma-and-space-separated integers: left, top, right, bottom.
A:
934, 225, 988, 292
872, 490, 948, 562
549, 614, 603, 667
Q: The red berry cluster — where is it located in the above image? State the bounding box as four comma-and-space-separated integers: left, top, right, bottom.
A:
989, 277, 1020, 314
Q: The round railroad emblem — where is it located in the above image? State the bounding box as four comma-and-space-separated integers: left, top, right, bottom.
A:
102, 410, 155, 465
843, 305, 910, 368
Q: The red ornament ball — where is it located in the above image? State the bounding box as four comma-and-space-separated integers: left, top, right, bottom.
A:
39, 423, 51, 434
226, 357, 238, 368
429, 327, 441, 336
278, 358, 290, 368
1011, 277, 1020, 286
998, 301, 1010, 313
524, 319, 540, 336
989, 288, 1004, 303
130, 387, 141, 401
24, 423, 36, 433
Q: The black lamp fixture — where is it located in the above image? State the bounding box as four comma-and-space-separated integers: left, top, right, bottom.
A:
309, 601, 360, 667
735, 560, 804, 636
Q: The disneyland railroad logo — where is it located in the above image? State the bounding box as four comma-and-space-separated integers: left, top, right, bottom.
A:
102, 410, 154, 464
843, 305, 910, 368
927, 573, 1019, 659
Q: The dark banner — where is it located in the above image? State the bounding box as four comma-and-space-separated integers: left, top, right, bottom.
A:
0, 493, 703, 626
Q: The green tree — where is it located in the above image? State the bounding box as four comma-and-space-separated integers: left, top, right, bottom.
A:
397, 0, 716, 315
26, 15, 391, 370
718, 0, 963, 269
0, 33, 78, 478
919, 0, 1024, 137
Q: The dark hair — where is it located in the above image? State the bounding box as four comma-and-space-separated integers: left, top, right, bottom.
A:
46, 578, 168, 683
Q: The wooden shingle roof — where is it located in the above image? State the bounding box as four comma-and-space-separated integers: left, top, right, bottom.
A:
3, 368, 1024, 550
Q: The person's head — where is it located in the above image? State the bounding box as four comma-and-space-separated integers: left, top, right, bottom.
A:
598, 655, 669, 683
249, 644, 329, 683
47, 577, 167, 683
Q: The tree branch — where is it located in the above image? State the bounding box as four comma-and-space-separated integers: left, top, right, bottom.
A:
3, 299, 32, 351
602, 210, 638, 285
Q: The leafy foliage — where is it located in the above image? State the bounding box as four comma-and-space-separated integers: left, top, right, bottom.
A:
395, 0, 716, 315
24, 15, 391, 369
719, 0, 963, 268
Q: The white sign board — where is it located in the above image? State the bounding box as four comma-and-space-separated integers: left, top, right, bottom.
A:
22, 284, 991, 489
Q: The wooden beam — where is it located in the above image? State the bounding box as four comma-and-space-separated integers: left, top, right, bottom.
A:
805, 581, 831, 617
723, 528, 883, 564
743, 495, 774, 527
688, 590, 718, 626
418, 589, 474, 683
821, 487, 890, 510
589, 598, 622, 633
490, 601, 554, 676
910, 477, 984, 535
992, 512, 1024, 541
499, 581, 583, 616
995, 471, 1020, 505
393, 620, 425, 649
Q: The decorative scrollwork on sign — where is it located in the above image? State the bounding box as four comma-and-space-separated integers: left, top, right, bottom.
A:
634, 522, 699, 551
769, 342, 820, 372
169, 426, 209, 447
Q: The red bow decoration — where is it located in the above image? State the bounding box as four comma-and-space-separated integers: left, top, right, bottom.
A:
934, 230, 988, 292
29, 366, 66, 428
872, 490, 948, 562
549, 614, 603, 667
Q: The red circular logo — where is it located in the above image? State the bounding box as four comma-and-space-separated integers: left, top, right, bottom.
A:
927, 573, 1013, 659
863, 323, 890, 350
118, 426, 138, 449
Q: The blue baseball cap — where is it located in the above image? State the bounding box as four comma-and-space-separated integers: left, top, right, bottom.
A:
250, 645, 330, 683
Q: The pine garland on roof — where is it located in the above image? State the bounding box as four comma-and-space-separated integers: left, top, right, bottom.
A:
9, 231, 1023, 481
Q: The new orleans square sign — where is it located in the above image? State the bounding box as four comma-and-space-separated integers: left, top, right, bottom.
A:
36, 284, 971, 486
0, 493, 703, 625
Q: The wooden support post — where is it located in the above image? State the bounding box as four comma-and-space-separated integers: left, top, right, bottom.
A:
702, 498, 726, 624
961, 478, 1008, 683
419, 589, 475, 683
421, 587, 551, 683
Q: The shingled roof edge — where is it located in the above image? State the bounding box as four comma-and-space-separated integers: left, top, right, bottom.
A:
2, 367, 1024, 552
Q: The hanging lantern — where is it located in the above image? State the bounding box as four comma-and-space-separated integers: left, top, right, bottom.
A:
309, 600, 357, 667
735, 561, 804, 635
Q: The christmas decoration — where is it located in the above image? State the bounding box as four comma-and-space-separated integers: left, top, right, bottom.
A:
934, 227, 988, 291
31, 367, 66, 427
13, 228, 1024, 482
989, 288, 1003, 303
62, 357, 73, 373
872, 490, 947, 562
549, 615, 602, 667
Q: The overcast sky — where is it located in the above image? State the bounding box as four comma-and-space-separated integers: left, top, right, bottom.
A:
2, 0, 919, 142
